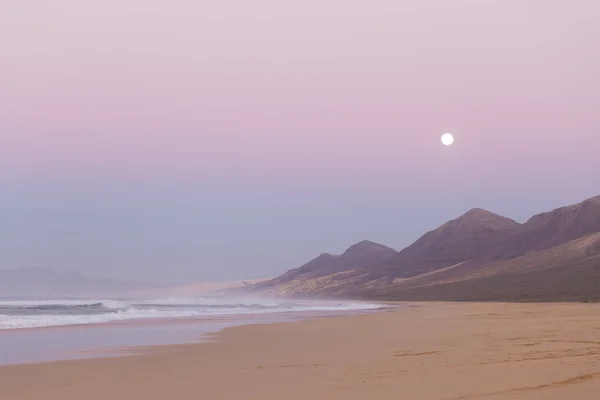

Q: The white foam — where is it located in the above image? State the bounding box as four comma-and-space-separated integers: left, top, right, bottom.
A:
0, 308, 192, 329
98, 300, 130, 309
0, 299, 384, 330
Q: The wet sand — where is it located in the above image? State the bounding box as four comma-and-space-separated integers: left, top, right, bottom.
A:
2, 302, 600, 399
0, 309, 380, 365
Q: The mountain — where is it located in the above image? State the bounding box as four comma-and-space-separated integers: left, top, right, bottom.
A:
501, 195, 600, 258
368, 208, 520, 280
369, 232, 600, 302
251, 240, 397, 296
252, 194, 600, 301
0, 268, 158, 298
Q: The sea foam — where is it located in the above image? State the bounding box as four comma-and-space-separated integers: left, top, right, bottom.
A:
0, 298, 382, 330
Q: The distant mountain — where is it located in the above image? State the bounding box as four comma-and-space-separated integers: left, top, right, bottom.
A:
0, 268, 158, 298
251, 194, 600, 301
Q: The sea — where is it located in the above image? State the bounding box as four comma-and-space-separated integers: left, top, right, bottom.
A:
0, 296, 384, 365
0, 296, 382, 330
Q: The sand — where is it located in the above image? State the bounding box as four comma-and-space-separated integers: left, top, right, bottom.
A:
2, 302, 600, 399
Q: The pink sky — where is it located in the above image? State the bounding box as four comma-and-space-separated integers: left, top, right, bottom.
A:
1, 1, 599, 281
3, 0, 598, 185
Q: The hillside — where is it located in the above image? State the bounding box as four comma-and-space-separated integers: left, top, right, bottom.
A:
251, 194, 600, 301
366, 208, 520, 280
365, 232, 600, 301
252, 240, 397, 296
501, 195, 600, 258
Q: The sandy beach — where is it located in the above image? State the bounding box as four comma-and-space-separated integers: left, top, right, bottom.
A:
2, 302, 600, 400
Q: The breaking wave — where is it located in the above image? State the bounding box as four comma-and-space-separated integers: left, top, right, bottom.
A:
0, 298, 383, 330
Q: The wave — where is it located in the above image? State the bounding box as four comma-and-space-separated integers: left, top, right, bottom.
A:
0, 298, 384, 330
0, 307, 195, 330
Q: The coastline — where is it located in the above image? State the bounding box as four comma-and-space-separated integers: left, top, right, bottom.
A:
0, 305, 390, 365
2, 302, 600, 399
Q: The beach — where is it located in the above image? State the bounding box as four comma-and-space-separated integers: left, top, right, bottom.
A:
0, 297, 382, 364
2, 302, 600, 400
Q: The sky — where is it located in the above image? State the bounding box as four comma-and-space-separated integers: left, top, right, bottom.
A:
1, 0, 599, 283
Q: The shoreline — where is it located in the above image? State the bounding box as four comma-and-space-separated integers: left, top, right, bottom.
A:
0, 298, 391, 333
0, 303, 395, 334
0, 305, 393, 366
2, 302, 600, 399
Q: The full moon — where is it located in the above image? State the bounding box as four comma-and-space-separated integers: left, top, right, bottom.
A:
441, 133, 454, 146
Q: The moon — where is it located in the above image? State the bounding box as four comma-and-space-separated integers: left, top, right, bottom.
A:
441, 133, 454, 146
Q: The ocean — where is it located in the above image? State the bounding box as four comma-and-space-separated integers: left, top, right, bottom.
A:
0, 297, 384, 365
0, 296, 383, 330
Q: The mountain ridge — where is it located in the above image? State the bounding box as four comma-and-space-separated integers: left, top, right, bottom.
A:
251, 194, 600, 301
252, 240, 397, 292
